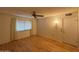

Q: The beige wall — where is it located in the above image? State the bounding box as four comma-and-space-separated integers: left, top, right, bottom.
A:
77, 9, 79, 46
31, 18, 37, 35
0, 14, 12, 44
37, 16, 63, 42
16, 31, 30, 40
0, 14, 37, 44
15, 17, 37, 40
37, 11, 79, 47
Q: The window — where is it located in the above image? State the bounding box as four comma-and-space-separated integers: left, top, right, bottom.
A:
16, 20, 32, 31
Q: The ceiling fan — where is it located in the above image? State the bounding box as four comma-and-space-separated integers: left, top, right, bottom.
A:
32, 11, 44, 19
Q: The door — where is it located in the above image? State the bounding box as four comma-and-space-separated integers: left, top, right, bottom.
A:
63, 12, 78, 46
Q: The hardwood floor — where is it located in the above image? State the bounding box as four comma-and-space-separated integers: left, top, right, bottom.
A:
0, 35, 79, 52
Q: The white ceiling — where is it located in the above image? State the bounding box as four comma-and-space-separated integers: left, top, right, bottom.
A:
0, 7, 77, 17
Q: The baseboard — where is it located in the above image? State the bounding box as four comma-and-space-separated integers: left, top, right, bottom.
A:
62, 41, 78, 48
0, 40, 10, 45
37, 34, 63, 43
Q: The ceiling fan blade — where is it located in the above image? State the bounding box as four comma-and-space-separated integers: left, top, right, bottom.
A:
36, 15, 44, 17
32, 11, 44, 19
33, 15, 37, 18
32, 11, 36, 15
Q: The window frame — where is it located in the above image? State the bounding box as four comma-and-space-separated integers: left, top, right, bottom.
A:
16, 20, 32, 32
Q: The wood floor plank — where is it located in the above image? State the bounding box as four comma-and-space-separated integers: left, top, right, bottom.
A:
0, 35, 79, 52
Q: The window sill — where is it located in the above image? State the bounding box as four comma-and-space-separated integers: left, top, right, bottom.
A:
16, 30, 31, 32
